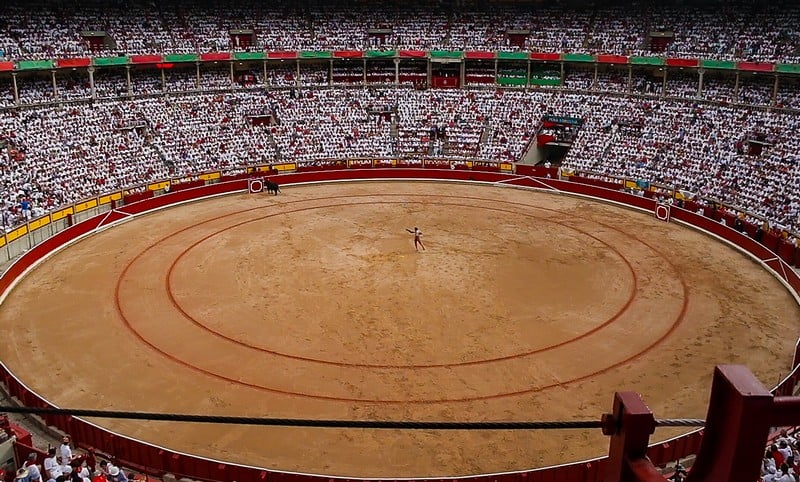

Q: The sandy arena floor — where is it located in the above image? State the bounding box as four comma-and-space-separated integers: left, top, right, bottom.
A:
1, 181, 798, 477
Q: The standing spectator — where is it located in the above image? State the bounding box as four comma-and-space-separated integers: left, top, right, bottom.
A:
777, 439, 793, 464
60, 436, 83, 469
20, 198, 31, 220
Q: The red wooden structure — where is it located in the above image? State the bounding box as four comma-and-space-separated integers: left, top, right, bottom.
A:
605, 364, 796, 482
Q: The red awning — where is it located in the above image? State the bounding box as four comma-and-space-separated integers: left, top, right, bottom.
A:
531, 52, 560, 61
399, 50, 426, 58
666, 58, 700, 68
200, 52, 231, 61
0, 61, 15, 72
268, 51, 298, 59
597, 55, 628, 64
464, 51, 495, 60
57, 58, 91, 68
131, 55, 163, 64
737, 62, 774, 72
334, 50, 363, 59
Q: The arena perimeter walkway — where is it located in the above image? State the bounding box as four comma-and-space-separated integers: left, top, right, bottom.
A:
0, 182, 798, 477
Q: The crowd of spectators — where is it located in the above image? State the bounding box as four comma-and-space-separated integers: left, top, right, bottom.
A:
762, 431, 800, 482
14, 434, 143, 482
0, 0, 799, 61
0, 0, 799, 235
2, 80, 799, 233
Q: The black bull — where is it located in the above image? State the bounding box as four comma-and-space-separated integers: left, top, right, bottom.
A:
265, 180, 281, 195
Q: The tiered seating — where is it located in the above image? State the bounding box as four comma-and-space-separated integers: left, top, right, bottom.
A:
0, 1, 798, 59
269, 89, 393, 162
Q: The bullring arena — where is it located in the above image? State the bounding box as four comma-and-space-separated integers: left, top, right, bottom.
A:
3, 0, 800, 480
2, 170, 800, 479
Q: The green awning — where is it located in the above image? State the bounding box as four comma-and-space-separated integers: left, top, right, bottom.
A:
17, 60, 56, 70
562, 53, 595, 62
630, 56, 665, 66
164, 54, 199, 63
497, 51, 529, 61
497, 76, 527, 86
530, 78, 561, 86
366, 50, 397, 58
300, 51, 332, 59
701, 59, 736, 70
93, 56, 129, 66
430, 50, 463, 59
776, 63, 800, 74
234, 52, 265, 61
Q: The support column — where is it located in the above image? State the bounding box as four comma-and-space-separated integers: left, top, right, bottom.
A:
773, 74, 779, 107
296, 60, 301, 87
734, 72, 740, 102
698, 68, 705, 98
51, 70, 58, 100
126, 66, 132, 96
661, 67, 667, 98
195, 62, 200, 89
161, 67, 166, 92
560, 61, 565, 86
263, 61, 268, 89
88, 66, 95, 99
627, 64, 632, 93
426, 59, 432, 88
593, 63, 598, 90
362, 58, 367, 86
394, 58, 399, 86
526, 60, 531, 89
459, 60, 465, 88
11, 72, 19, 106
494, 58, 498, 79
229, 61, 234, 88
328, 59, 334, 86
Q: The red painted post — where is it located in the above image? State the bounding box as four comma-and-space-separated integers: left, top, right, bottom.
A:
685, 365, 772, 482
770, 397, 800, 426
603, 391, 659, 482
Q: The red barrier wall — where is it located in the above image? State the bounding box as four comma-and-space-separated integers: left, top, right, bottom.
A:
2, 166, 799, 482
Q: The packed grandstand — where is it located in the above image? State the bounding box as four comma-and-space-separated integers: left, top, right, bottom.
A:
0, 0, 799, 238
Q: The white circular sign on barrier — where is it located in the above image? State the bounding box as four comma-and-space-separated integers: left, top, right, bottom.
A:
248, 178, 264, 193
655, 204, 671, 222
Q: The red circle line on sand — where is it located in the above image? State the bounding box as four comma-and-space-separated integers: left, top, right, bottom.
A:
112, 192, 689, 403
160, 200, 638, 369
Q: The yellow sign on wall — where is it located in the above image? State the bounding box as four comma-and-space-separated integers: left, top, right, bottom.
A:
51, 207, 74, 221
199, 172, 221, 181
28, 215, 51, 231
74, 199, 99, 213
147, 181, 170, 191
0, 235, 5, 248
274, 163, 297, 172
6, 226, 28, 242
99, 192, 122, 205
